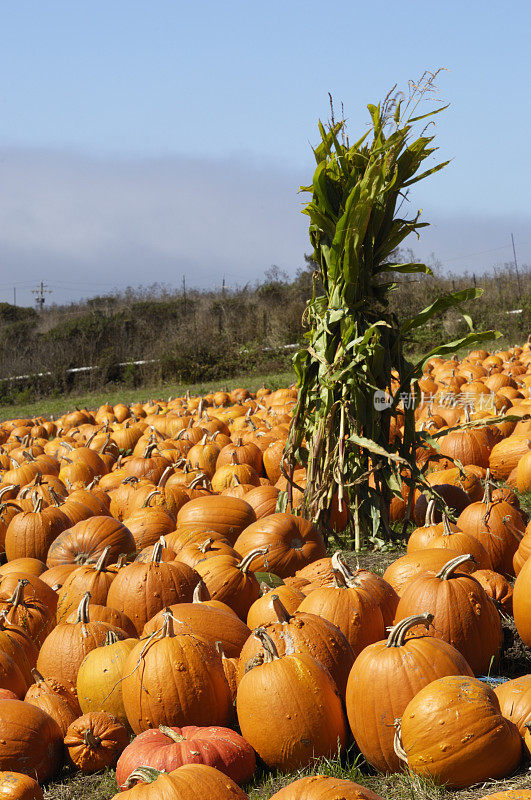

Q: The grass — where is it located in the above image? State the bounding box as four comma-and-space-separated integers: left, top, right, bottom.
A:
0, 370, 295, 422
42, 752, 531, 800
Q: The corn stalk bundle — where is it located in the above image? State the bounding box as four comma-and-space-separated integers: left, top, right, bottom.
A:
281, 74, 496, 548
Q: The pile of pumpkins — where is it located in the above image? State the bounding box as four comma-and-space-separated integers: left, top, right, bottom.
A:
0, 343, 528, 799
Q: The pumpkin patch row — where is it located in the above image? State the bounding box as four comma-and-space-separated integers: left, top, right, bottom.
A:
0, 344, 528, 798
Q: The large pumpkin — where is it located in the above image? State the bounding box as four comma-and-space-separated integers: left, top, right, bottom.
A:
77, 630, 137, 726
116, 725, 255, 788
233, 513, 326, 578
237, 595, 354, 696
0, 700, 63, 782
176, 496, 256, 544
121, 611, 232, 734
398, 676, 522, 788
236, 629, 347, 771
106, 541, 199, 634
345, 613, 473, 773
393, 554, 502, 674
46, 516, 135, 568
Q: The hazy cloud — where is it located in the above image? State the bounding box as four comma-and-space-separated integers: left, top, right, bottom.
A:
0, 148, 529, 306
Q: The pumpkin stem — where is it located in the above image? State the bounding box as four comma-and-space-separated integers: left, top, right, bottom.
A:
94, 546, 112, 573
142, 490, 160, 509
215, 641, 226, 657
393, 719, 408, 763
151, 539, 163, 564
76, 592, 91, 624
441, 514, 454, 537
160, 608, 175, 638
105, 630, 119, 646
31, 667, 45, 684
386, 613, 434, 647
143, 443, 159, 459
123, 766, 164, 788
436, 554, 475, 580
424, 499, 436, 527
188, 473, 210, 491
238, 547, 269, 575
199, 538, 215, 554
330, 551, 357, 588
158, 725, 186, 743
31, 493, 44, 514
0, 485, 19, 501
10, 457, 21, 468
270, 594, 292, 624
48, 487, 63, 507
482, 470, 492, 508
193, 580, 209, 603
253, 627, 279, 662
158, 466, 173, 488
8, 579, 29, 609
83, 728, 102, 750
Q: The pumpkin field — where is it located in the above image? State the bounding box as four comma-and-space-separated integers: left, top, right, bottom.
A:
0, 339, 529, 799
0, 78, 529, 800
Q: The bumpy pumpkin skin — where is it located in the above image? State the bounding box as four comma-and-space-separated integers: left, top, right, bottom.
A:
400, 676, 522, 788
268, 775, 384, 800
106, 558, 199, 635
345, 614, 474, 773
114, 763, 249, 800
116, 725, 255, 788
121, 618, 232, 734
0, 700, 63, 782
237, 601, 354, 697
0, 771, 44, 800
393, 557, 502, 675
236, 648, 347, 771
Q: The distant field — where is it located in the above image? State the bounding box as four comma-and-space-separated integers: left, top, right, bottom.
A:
0, 370, 295, 421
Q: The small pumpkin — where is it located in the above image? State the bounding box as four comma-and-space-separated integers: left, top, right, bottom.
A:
64, 711, 129, 772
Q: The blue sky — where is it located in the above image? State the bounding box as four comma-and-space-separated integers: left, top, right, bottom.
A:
0, 1, 530, 305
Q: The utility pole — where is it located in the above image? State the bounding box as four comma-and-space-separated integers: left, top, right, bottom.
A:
13, 287, 16, 306
222, 275, 226, 297
31, 281, 51, 312
511, 233, 523, 295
